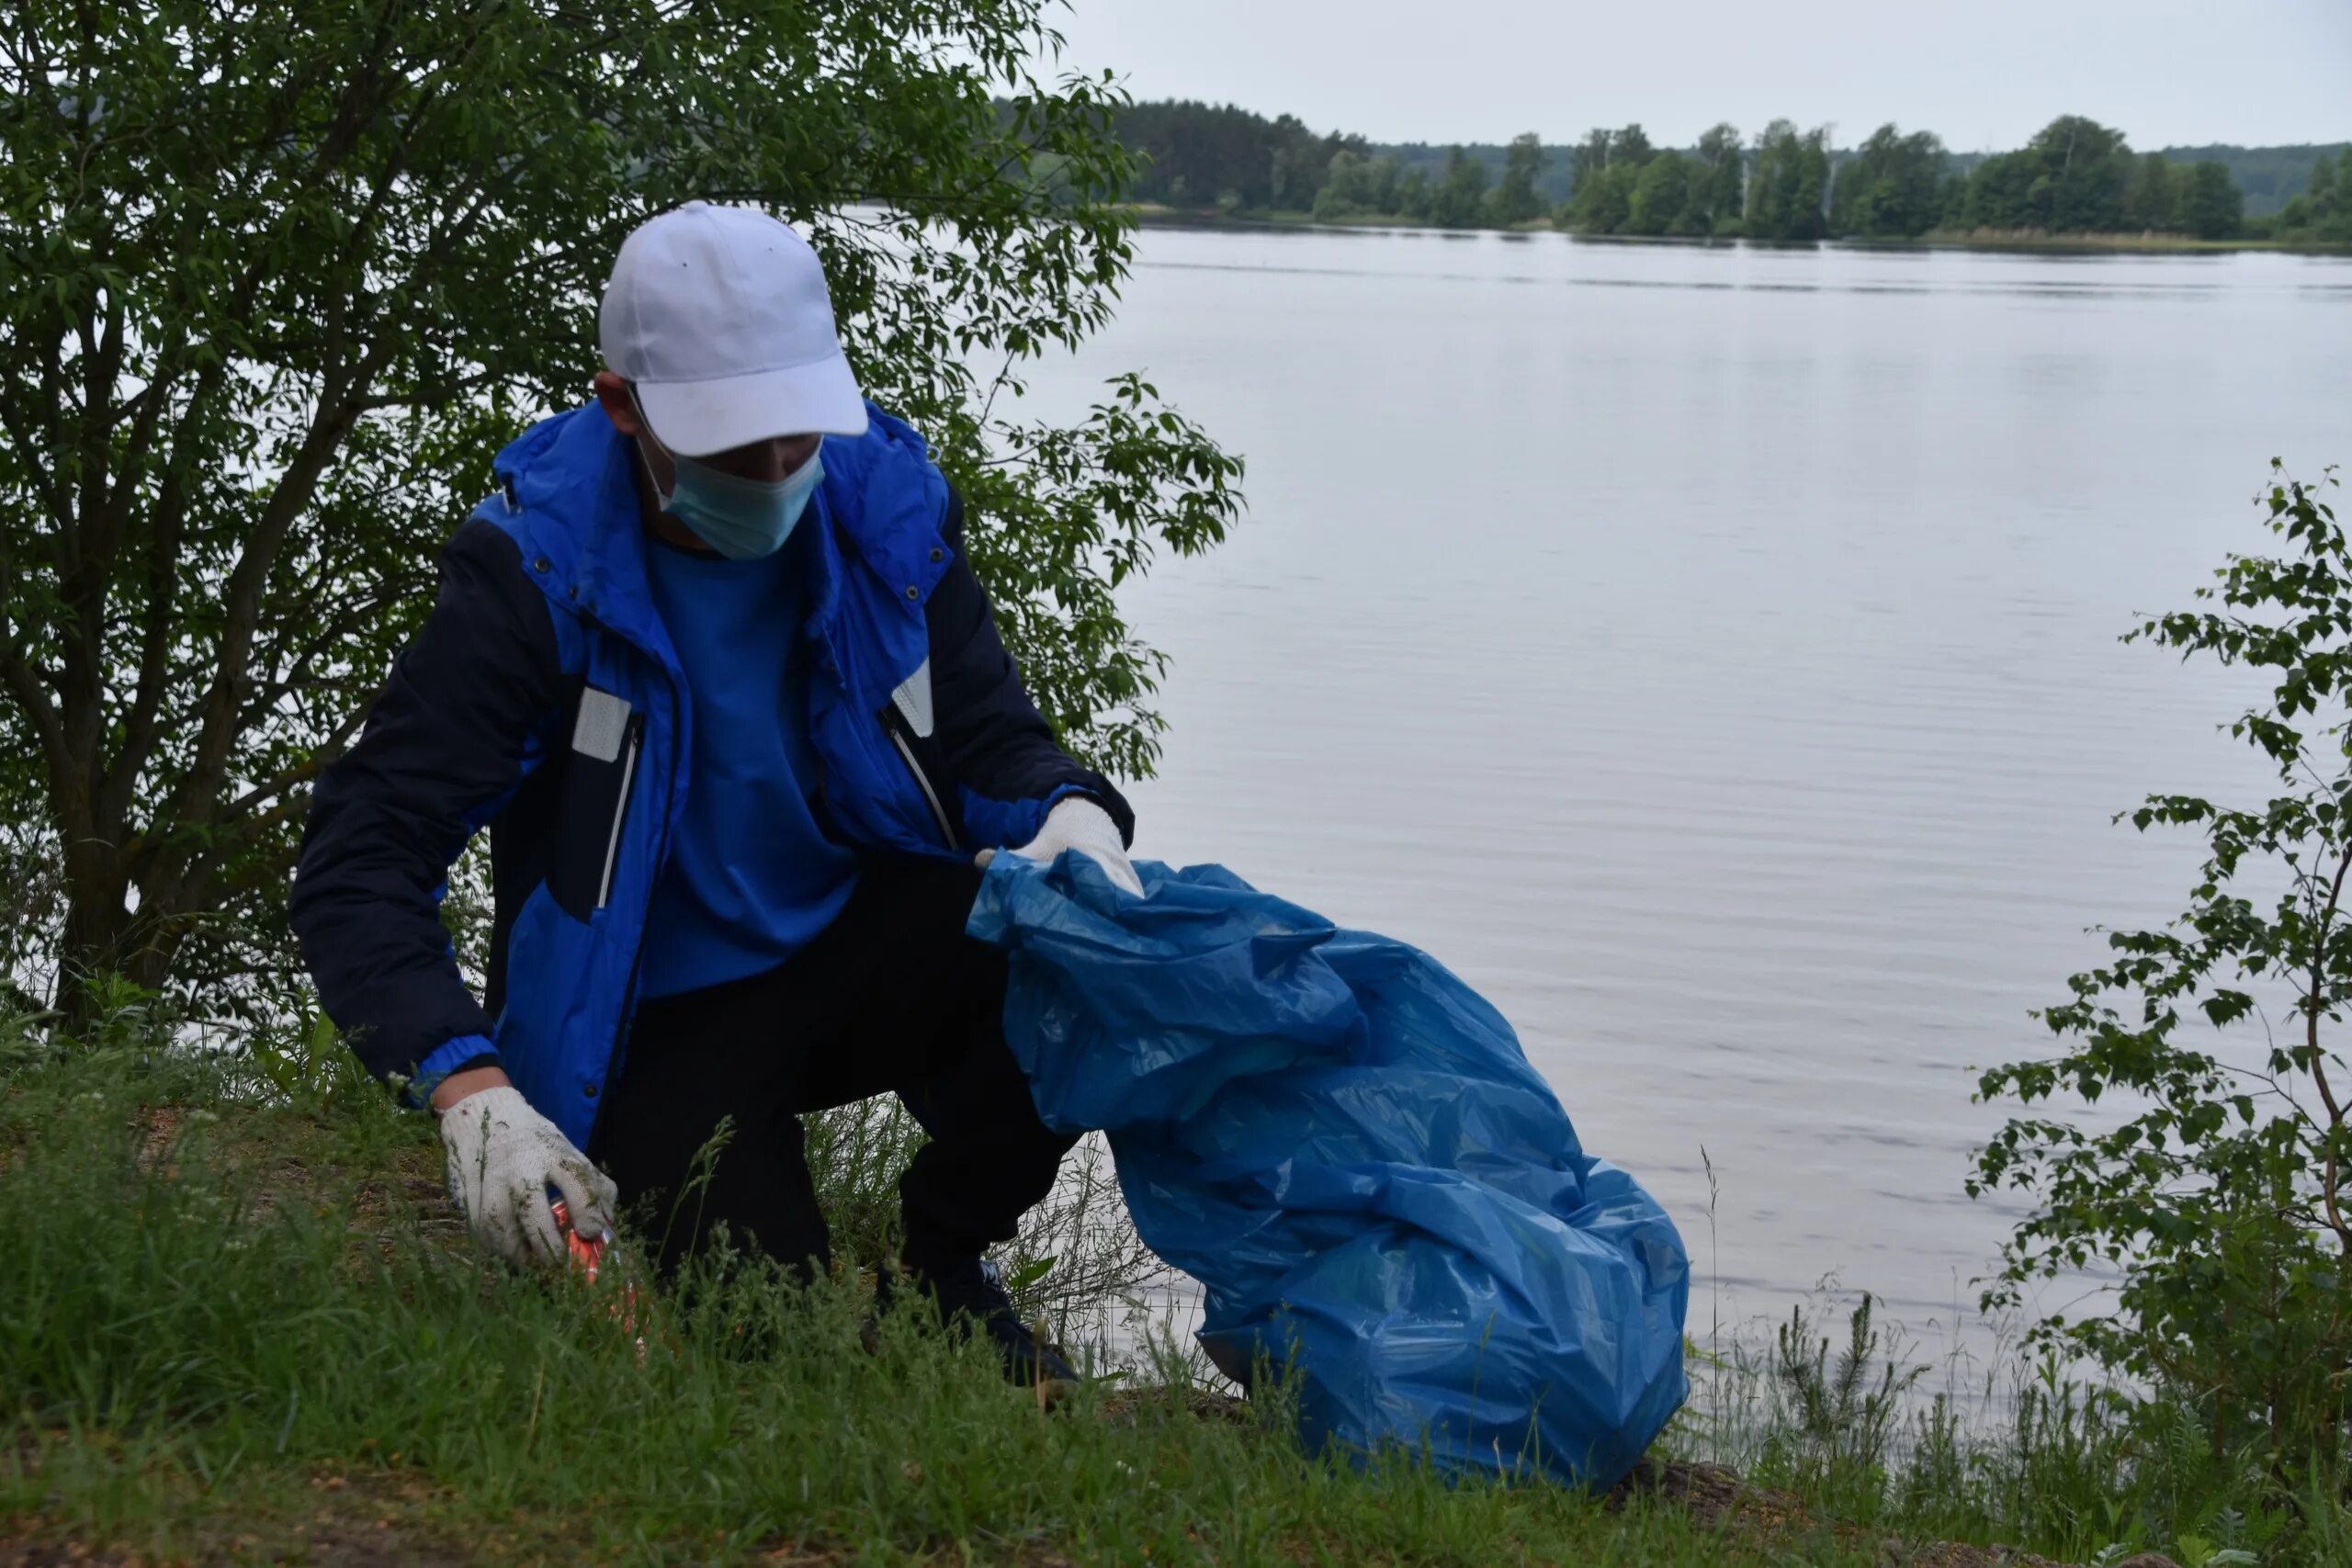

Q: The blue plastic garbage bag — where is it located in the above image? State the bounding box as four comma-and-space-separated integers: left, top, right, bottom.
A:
967, 855, 1690, 1490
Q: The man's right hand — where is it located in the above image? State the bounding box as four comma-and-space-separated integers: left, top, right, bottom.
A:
435, 1083, 618, 1269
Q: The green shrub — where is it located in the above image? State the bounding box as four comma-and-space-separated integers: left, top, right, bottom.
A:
1974, 463, 2352, 1472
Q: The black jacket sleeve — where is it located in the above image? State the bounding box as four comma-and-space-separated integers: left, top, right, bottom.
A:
928, 491, 1136, 846
289, 521, 565, 1085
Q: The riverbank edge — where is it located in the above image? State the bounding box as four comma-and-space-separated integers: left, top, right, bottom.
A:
1124, 204, 2352, 254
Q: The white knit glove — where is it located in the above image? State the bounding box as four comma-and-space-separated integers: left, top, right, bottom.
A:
1006, 797, 1143, 896
437, 1086, 618, 1269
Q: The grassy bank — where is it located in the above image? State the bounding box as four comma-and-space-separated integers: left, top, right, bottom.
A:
0, 1016, 2341, 1563
0, 1039, 1826, 1564
1905, 226, 2343, 254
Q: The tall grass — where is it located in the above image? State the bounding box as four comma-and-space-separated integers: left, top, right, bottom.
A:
797, 1095, 1172, 1370
2, 1000, 2344, 1562
1679, 1283, 2349, 1564
0, 1025, 1815, 1564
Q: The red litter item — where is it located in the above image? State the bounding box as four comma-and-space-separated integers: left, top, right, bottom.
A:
548, 1197, 610, 1282
549, 1198, 649, 1361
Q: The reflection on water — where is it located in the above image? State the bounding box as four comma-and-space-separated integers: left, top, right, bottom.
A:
1008, 228, 2352, 1358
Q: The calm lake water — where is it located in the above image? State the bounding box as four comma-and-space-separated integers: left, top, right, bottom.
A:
1010, 226, 2352, 1359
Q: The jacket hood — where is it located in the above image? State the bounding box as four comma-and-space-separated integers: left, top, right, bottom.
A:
489, 400, 953, 652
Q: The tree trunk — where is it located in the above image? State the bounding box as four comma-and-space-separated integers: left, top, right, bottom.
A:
56, 829, 177, 1028
58, 843, 127, 1028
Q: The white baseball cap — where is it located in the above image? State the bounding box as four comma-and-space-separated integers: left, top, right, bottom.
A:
598, 201, 868, 457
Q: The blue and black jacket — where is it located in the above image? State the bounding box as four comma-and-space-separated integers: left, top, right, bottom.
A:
289, 400, 1132, 1147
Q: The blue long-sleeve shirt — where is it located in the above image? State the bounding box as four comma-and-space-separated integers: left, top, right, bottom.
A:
633, 529, 860, 999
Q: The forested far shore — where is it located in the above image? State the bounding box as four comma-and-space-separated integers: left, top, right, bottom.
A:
1102, 100, 2352, 245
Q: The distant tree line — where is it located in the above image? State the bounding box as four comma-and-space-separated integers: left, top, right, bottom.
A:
1565, 115, 2246, 241
1104, 100, 2348, 243
1312, 135, 1553, 227
2159, 141, 2350, 215
1107, 101, 1366, 213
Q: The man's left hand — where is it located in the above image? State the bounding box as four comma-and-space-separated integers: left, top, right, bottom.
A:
1006, 797, 1143, 897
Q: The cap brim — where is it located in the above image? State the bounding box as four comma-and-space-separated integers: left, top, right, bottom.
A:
634, 351, 869, 457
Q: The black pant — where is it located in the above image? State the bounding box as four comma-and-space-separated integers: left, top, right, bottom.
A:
587, 855, 1076, 1280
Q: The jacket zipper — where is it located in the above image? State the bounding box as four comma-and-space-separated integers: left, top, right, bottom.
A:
885, 709, 960, 851
594, 717, 643, 908
581, 618, 681, 1147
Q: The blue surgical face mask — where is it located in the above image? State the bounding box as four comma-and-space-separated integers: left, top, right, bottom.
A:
632, 399, 824, 560
657, 446, 823, 560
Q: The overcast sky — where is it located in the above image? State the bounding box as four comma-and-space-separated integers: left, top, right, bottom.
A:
1040, 0, 2352, 152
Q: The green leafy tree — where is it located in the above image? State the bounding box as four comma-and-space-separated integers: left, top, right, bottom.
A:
2030, 115, 2132, 231
2179, 160, 2245, 240
1747, 120, 1830, 241
1430, 145, 1491, 228
1935, 172, 1970, 230
2124, 151, 2181, 231
1317, 150, 1410, 220
1694, 122, 1747, 235
2309, 152, 2340, 218
1561, 126, 1652, 234
2278, 151, 2352, 243
0, 0, 1241, 1009
1264, 113, 1363, 213
1974, 465, 2352, 1463
1565, 167, 1634, 234
1963, 115, 2132, 232
1609, 124, 1657, 168
1313, 150, 1376, 220
1798, 137, 1833, 237
1567, 128, 1614, 198
1489, 132, 1548, 227
2277, 152, 2325, 241
1626, 152, 1695, 236
1962, 149, 2036, 231
1829, 124, 1946, 239
1395, 164, 1435, 224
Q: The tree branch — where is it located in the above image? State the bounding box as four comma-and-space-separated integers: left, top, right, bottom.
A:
0, 640, 73, 828
219, 697, 375, 828
2304, 840, 2352, 1255
0, 354, 79, 534
160, 384, 366, 834
96, 326, 233, 837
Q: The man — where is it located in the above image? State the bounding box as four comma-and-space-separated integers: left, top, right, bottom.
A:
290, 201, 1143, 1386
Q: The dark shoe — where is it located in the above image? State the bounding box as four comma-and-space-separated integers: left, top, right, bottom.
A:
876, 1255, 1080, 1389
977, 1305, 1080, 1389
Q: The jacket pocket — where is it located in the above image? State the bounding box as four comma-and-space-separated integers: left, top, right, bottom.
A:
548, 686, 644, 920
